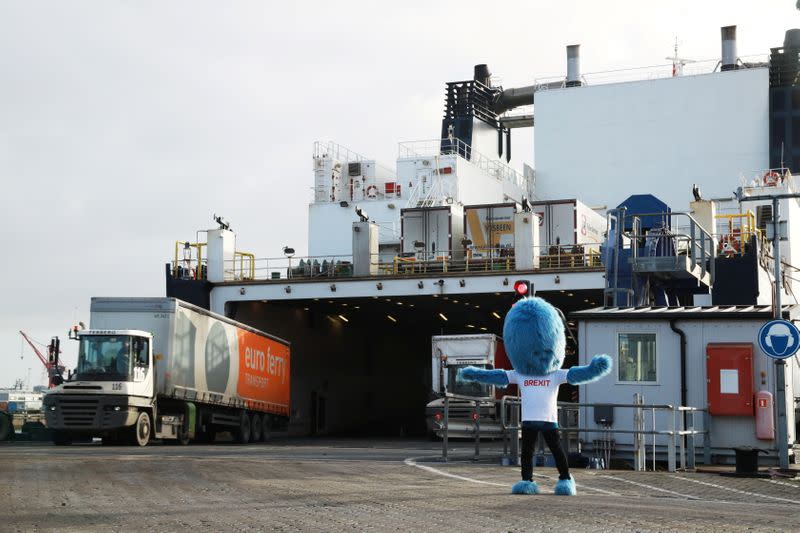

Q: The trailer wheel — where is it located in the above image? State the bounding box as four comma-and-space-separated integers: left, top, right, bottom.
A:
261, 414, 272, 442
0, 413, 12, 442
236, 412, 251, 444
131, 412, 151, 447
52, 430, 73, 446
250, 413, 262, 443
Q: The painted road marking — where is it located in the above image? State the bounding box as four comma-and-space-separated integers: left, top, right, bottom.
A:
592, 474, 701, 500
404, 457, 619, 495
403, 458, 506, 487
669, 475, 800, 505
761, 478, 800, 490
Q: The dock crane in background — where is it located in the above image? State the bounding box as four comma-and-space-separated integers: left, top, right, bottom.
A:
19, 331, 65, 388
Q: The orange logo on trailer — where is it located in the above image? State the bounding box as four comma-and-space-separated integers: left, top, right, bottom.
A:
236, 331, 290, 410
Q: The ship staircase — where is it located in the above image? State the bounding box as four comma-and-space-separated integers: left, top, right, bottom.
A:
604, 195, 715, 307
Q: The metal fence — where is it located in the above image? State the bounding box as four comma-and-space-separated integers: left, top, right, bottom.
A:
436, 393, 708, 472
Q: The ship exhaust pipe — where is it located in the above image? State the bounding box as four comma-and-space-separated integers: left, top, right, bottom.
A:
566, 44, 582, 87
721, 25, 738, 71
474, 64, 492, 87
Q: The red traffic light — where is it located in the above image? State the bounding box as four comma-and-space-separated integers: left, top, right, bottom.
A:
514, 280, 530, 297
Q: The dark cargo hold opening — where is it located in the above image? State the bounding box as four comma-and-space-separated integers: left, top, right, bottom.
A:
225, 290, 600, 437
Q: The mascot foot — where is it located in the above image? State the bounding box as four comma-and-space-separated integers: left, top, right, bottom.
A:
511, 480, 540, 495
553, 476, 576, 496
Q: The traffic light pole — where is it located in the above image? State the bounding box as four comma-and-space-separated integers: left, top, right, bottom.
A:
737, 189, 795, 470
771, 197, 789, 470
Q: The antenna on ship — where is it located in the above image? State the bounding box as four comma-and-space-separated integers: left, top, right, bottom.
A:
666, 37, 695, 77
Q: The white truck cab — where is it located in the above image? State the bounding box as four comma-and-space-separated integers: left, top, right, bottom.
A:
45, 329, 155, 445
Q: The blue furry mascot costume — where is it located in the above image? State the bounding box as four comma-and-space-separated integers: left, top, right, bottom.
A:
458, 296, 612, 496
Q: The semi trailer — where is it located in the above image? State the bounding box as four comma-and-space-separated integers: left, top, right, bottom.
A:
44, 297, 290, 446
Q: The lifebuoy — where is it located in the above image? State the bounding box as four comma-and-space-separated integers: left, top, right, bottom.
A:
366, 185, 378, 198
763, 171, 780, 187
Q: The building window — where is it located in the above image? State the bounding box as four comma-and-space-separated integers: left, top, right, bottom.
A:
618, 333, 657, 382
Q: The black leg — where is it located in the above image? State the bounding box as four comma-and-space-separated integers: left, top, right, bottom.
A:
543, 428, 570, 480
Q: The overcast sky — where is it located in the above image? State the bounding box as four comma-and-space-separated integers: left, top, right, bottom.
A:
1, 1, 797, 388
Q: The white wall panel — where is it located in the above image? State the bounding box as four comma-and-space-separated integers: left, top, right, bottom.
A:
535, 68, 770, 211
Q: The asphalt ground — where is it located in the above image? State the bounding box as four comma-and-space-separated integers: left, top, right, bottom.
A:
1, 439, 799, 532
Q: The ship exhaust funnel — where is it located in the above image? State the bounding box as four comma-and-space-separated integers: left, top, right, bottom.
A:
721, 25, 738, 71
566, 44, 582, 87
785, 29, 800, 49
474, 64, 492, 87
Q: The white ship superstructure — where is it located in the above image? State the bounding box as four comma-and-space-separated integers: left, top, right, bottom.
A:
163, 24, 800, 445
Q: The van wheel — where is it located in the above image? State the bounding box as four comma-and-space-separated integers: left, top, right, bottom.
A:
250, 413, 262, 443
236, 412, 251, 444
131, 412, 151, 447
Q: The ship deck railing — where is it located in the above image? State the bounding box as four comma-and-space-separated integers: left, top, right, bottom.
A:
529, 53, 768, 90
200, 245, 604, 282
398, 138, 528, 191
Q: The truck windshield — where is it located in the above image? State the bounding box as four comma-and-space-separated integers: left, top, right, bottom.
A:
447, 365, 492, 397
75, 335, 136, 381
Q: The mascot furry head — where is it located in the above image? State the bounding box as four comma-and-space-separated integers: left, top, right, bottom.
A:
459, 296, 612, 496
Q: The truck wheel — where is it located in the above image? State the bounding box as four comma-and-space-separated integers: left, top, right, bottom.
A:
0, 413, 12, 442
176, 422, 191, 446
250, 413, 262, 443
132, 412, 151, 447
261, 414, 272, 442
52, 431, 73, 446
236, 412, 251, 444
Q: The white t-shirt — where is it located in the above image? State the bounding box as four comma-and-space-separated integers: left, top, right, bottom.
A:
505, 369, 568, 423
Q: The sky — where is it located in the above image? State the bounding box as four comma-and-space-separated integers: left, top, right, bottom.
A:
1, 0, 798, 388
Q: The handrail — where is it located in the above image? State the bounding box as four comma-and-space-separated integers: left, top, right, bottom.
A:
442, 394, 707, 472
398, 138, 528, 191
173, 240, 206, 279
225, 244, 605, 281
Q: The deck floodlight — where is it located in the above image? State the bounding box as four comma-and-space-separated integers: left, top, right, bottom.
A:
213, 213, 231, 231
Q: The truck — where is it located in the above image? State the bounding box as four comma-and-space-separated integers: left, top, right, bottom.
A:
44, 297, 290, 446
0, 402, 12, 442
424, 334, 514, 437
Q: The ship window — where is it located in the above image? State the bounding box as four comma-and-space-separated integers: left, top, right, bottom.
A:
617, 333, 657, 383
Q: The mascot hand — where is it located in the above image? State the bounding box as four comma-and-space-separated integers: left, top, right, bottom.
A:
457, 366, 482, 383
590, 354, 612, 374
566, 354, 613, 385
457, 366, 510, 387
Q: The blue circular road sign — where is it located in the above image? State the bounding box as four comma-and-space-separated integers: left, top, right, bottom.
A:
758, 319, 800, 360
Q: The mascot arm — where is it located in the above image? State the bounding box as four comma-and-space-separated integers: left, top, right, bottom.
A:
457, 366, 510, 387
566, 354, 613, 385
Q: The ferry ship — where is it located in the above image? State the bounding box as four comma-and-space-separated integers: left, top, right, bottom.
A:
163, 25, 800, 448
